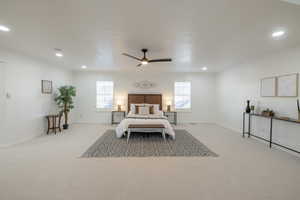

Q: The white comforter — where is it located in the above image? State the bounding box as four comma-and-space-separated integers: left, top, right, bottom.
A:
116, 114, 175, 139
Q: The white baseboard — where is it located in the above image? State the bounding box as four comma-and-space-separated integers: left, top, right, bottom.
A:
0, 135, 41, 148
73, 121, 110, 124
179, 121, 216, 124
215, 122, 241, 134
74, 121, 216, 125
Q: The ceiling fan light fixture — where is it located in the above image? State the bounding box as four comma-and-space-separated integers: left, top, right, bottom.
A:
141, 60, 148, 65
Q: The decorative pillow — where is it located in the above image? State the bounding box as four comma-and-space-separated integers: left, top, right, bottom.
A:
130, 104, 135, 113
139, 106, 149, 115
131, 104, 144, 113
144, 104, 160, 114
152, 104, 160, 113
135, 105, 140, 114
149, 106, 154, 114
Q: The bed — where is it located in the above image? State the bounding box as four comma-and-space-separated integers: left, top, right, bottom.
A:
116, 94, 175, 139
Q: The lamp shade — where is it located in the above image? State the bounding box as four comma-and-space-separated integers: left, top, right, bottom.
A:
165, 97, 173, 111
165, 97, 172, 106
115, 96, 125, 111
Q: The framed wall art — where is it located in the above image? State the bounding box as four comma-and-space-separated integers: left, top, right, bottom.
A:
41, 80, 53, 94
260, 77, 277, 97
277, 73, 298, 97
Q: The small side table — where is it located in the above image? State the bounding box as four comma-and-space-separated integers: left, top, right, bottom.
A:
163, 111, 177, 125
46, 114, 62, 134
111, 111, 126, 124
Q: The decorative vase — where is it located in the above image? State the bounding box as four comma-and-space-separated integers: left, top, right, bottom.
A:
246, 100, 251, 113
63, 124, 69, 130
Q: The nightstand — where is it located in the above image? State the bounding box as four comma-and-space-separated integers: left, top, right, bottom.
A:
111, 111, 126, 124
163, 111, 177, 125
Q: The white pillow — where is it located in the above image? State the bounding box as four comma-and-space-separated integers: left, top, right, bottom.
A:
139, 106, 149, 115
156, 110, 164, 116
152, 104, 160, 114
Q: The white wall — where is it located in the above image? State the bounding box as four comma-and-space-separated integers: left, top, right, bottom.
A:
0, 48, 72, 147
73, 71, 217, 124
216, 46, 300, 152
0, 62, 6, 136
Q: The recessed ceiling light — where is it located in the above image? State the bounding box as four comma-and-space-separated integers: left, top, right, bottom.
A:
0, 25, 10, 32
81, 65, 87, 69
272, 30, 286, 38
55, 52, 63, 57
54, 49, 63, 57
202, 66, 208, 71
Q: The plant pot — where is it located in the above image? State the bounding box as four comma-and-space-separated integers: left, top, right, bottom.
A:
63, 124, 69, 130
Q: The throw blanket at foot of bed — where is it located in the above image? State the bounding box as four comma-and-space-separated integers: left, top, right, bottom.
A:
116, 116, 175, 139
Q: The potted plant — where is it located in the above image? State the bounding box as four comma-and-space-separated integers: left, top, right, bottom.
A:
54, 86, 76, 129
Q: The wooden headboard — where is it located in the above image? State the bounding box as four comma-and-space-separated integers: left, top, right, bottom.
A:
128, 94, 162, 111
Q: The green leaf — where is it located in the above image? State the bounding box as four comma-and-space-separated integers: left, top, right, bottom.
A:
54, 85, 76, 113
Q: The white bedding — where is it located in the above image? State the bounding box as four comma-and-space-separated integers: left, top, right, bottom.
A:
116, 113, 175, 139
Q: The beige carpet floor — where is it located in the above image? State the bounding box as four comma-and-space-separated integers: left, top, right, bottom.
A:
0, 123, 299, 200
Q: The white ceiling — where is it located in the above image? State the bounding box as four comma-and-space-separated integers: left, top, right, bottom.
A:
0, 0, 300, 72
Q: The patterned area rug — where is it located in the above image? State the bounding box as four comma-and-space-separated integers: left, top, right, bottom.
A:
82, 129, 218, 158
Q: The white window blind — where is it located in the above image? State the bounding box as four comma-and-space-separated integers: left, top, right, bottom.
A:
174, 82, 191, 110
96, 81, 114, 109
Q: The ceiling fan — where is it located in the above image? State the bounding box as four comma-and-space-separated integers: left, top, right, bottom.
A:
122, 49, 172, 67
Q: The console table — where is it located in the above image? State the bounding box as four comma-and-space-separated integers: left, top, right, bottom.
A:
242, 112, 300, 154
46, 114, 62, 134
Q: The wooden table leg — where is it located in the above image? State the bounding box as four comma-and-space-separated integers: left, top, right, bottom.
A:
47, 117, 50, 135
53, 116, 57, 134
242, 113, 245, 137
58, 115, 62, 132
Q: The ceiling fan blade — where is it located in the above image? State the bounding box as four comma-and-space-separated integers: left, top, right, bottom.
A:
136, 63, 142, 67
149, 58, 172, 63
122, 53, 142, 61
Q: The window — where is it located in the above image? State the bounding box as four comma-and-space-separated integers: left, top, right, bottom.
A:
96, 81, 114, 109
174, 82, 191, 110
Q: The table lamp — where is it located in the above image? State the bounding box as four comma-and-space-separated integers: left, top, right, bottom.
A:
116, 97, 124, 111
